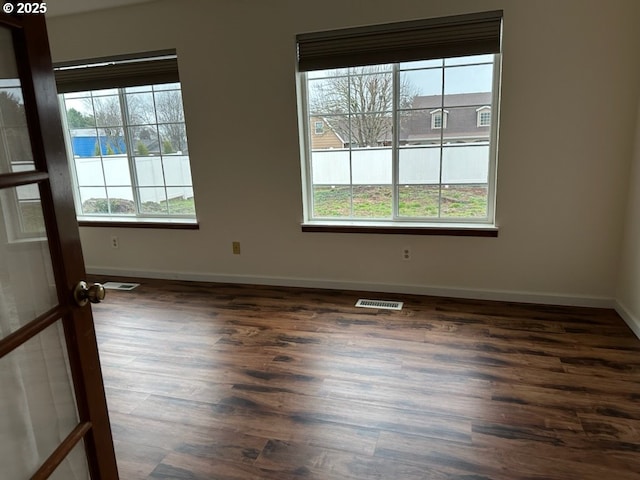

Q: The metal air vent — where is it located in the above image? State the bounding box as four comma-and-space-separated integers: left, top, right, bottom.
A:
355, 299, 403, 310
103, 282, 140, 291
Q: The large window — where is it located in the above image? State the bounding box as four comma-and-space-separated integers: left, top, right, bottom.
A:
55, 52, 196, 223
297, 11, 502, 228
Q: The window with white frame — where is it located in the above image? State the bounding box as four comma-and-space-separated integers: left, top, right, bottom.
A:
314, 120, 324, 134
297, 11, 502, 225
54, 51, 197, 222
477, 107, 491, 127
430, 109, 449, 129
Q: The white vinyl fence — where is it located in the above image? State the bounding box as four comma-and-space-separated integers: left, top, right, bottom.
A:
74, 154, 193, 203
311, 144, 489, 185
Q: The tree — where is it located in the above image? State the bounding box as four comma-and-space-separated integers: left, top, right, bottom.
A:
162, 139, 174, 154
84, 95, 125, 154
0, 91, 31, 162
66, 107, 94, 128
136, 141, 149, 155
155, 90, 188, 153
0, 91, 26, 125
80, 88, 188, 156
309, 65, 418, 147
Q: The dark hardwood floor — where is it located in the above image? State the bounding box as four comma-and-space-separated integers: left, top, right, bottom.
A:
89, 277, 640, 480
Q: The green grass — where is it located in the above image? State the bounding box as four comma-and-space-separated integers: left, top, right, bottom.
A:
141, 197, 195, 215
313, 185, 487, 219
82, 196, 196, 215
313, 186, 392, 218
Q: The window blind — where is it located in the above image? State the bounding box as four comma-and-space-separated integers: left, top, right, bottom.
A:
54, 50, 179, 93
297, 10, 503, 72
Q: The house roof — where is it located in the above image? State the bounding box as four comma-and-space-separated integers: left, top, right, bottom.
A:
311, 92, 493, 147
401, 92, 492, 143
412, 92, 492, 109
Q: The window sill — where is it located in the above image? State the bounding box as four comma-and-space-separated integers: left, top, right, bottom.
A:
301, 221, 498, 237
78, 216, 199, 230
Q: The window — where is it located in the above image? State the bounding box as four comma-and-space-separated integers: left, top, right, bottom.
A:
477, 107, 491, 127
430, 109, 449, 129
314, 120, 324, 134
0, 66, 45, 240
296, 11, 502, 229
54, 51, 197, 224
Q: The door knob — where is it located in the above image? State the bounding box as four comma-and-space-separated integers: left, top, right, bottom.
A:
74, 281, 106, 307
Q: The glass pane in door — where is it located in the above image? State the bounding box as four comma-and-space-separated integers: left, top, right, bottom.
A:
0, 27, 35, 174
0, 186, 57, 338
0, 322, 86, 479
50, 437, 90, 480
0, 20, 95, 479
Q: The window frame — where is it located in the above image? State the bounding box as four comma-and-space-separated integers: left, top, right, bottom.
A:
296, 11, 502, 234
54, 53, 198, 227
0, 187, 47, 243
298, 54, 501, 231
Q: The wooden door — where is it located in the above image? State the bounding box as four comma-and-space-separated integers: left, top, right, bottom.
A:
0, 11, 118, 480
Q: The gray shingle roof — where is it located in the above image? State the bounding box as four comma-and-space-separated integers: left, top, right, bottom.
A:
412, 92, 492, 109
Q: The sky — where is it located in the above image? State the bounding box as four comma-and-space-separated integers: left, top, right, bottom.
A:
308, 54, 496, 97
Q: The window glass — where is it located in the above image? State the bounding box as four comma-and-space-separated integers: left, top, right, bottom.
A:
60, 82, 196, 219
302, 54, 499, 222
0, 24, 35, 174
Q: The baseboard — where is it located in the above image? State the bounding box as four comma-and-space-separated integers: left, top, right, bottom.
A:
613, 300, 640, 340
86, 265, 614, 309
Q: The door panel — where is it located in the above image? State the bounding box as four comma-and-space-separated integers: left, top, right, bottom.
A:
0, 186, 57, 337
0, 10, 118, 480
0, 322, 87, 479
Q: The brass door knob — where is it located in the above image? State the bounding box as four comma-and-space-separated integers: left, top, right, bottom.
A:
74, 281, 106, 307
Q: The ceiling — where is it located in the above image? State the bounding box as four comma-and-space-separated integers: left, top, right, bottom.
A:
45, 0, 157, 17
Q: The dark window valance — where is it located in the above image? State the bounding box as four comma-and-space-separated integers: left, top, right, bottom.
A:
54, 50, 179, 93
297, 10, 503, 72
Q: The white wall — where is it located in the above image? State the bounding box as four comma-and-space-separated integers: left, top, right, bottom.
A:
46, 0, 640, 306
616, 97, 640, 337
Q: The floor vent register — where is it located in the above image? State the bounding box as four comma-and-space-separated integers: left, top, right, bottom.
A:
103, 282, 140, 291
355, 299, 403, 310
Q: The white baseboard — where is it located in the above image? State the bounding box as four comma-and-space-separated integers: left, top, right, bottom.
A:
86, 265, 614, 309
613, 300, 640, 340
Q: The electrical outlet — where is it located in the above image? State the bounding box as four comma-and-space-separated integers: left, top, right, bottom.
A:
402, 247, 411, 261
232, 241, 241, 255
111, 236, 119, 249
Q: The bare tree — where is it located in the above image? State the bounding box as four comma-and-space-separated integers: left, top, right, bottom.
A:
154, 90, 187, 153
86, 95, 125, 154
0, 91, 31, 163
82, 88, 188, 156
309, 65, 417, 147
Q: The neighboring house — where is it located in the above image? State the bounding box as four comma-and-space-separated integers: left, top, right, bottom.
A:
310, 92, 492, 149
401, 92, 492, 144
309, 116, 345, 149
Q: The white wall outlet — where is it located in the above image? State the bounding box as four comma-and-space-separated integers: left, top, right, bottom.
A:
111, 236, 119, 249
402, 247, 411, 261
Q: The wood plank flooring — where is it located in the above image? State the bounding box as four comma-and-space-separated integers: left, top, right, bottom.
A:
89, 277, 640, 480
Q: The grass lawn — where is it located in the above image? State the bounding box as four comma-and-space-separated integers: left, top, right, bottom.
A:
82, 196, 196, 215
313, 185, 487, 219
142, 197, 196, 215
